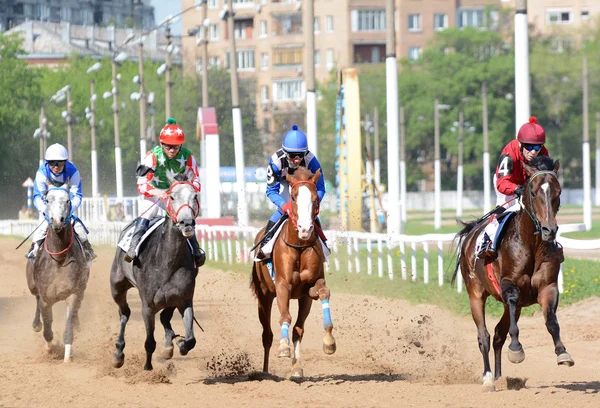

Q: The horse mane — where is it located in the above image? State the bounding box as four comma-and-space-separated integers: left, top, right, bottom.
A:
529, 156, 555, 171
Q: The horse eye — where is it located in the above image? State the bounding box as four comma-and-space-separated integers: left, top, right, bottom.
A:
292, 196, 296, 202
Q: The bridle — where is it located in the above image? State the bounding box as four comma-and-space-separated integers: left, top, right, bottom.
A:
283, 179, 320, 250
521, 170, 559, 235
44, 187, 74, 256
163, 181, 200, 223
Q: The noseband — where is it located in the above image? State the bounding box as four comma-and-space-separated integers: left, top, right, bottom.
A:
163, 181, 200, 223
522, 170, 559, 235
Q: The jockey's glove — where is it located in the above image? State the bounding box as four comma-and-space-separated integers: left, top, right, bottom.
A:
514, 184, 525, 198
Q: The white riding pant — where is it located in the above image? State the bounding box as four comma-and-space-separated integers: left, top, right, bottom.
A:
478, 176, 522, 249
139, 196, 166, 220
31, 213, 88, 243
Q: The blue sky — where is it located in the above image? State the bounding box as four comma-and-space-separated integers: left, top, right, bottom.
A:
150, 0, 183, 35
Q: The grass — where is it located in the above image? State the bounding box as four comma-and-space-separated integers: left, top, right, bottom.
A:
560, 223, 600, 239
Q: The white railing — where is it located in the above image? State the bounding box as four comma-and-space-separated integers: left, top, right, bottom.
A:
2, 220, 597, 295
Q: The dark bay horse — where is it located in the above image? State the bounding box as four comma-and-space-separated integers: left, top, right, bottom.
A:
251, 167, 336, 378
110, 172, 200, 370
26, 187, 90, 362
453, 156, 574, 391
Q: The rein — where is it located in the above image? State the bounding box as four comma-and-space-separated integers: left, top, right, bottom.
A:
282, 229, 319, 250
163, 181, 200, 223
44, 224, 75, 256
521, 170, 558, 235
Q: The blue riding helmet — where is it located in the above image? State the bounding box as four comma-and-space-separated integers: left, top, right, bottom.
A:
282, 124, 308, 153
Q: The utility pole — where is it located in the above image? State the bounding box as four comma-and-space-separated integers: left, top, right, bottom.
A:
595, 111, 600, 206
482, 82, 491, 213
226, 0, 249, 227
514, 0, 531, 134
434, 98, 441, 230
457, 110, 464, 217
165, 25, 172, 120
66, 87, 73, 161
373, 106, 380, 187
582, 55, 592, 230
385, 0, 400, 235
201, 1, 209, 218
399, 106, 407, 223
112, 60, 123, 200
90, 79, 98, 198
139, 43, 147, 162
304, 0, 317, 156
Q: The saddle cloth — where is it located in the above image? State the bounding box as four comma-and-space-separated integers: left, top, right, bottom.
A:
117, 218, 166, 256
253, 219, 331, 262
475, 211, 517, 258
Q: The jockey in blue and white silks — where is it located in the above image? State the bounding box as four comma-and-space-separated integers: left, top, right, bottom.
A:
26, 143, 95, 261
257, 124, 325, 259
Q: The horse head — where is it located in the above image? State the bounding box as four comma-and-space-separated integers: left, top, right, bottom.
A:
45, 187, 72, 232
522, 157, 561, 242
164, 170, 200, 238
285, 167, 321, 240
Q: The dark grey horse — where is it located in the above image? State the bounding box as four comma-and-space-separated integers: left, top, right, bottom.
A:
26, 187, 90, 362
110, 172, 200, 371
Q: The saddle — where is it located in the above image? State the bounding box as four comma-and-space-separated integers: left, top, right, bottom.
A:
117, 217, 165, 256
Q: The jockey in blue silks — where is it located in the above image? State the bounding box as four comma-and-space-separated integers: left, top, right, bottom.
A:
256, 124, 326, 260
26, 143, 96, 261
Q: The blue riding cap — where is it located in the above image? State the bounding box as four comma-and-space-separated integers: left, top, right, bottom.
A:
282, 124, 308, 153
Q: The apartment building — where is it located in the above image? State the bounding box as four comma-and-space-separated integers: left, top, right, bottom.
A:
180, 0, 594, 151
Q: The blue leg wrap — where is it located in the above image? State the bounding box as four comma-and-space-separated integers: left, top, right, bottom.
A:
321, 299, 333, 328
281, 322, 289, 340
266, 259, 274, 280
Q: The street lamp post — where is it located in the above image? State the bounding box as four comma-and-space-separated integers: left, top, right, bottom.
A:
50, 85, 73, 161
457, 111, 464, 217
138, 43, 147, 162
304, 0, 317, 156
434, 99, 451, 230
86, 62, 101, 198
482, 82, 491, 214
582, 55, 592, 230
222, 1, 249, 227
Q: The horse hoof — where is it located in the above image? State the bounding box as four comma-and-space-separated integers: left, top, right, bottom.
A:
290, 367, 304, 379
278, 344, 291, 358
113, 358, 124, 369
557, 352, 575, 367
162, 347, 174, 360
32, 322, 42, 332
64, 357, 72, 364
143, 364, 153, 371
323, 341, 337, 355
507, 347, 525, 364
482, 372, 495, 392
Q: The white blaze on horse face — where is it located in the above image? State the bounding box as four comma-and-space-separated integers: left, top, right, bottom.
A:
296, 185, 314, 240
541, 182, 550, 222
47, 189, 70, 226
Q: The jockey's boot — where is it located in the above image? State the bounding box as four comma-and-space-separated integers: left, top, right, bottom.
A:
124, 218, 149, 263
256, 220, 276, 261
25, 241, 40, 260
82, 240, 97, 262
189, 234, 206, 267
477, 234, 498, 261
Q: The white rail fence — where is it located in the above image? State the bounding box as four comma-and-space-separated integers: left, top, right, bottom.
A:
1, 220, 597, 295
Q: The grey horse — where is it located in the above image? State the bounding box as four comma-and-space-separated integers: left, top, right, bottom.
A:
26, 187, 90, 362
110, 172, 200, 371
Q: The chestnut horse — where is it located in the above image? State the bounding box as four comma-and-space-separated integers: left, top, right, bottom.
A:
453, 156, 574, 391
251, 167, 336, 378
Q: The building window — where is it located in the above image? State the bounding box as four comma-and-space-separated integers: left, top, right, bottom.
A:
273, 47, 303, 67
408, 47, 422, 60
314, 50, 320, 67
234, 19, 253, 39
326, 15, 334, 32
581, 10, 590, 20
261, 52, 269, 69
434, 13, 448, 31
232, 0, 253, 5
209, 56, 220, 68
273, 79, 304, 101
314, 17, 320, 33
546, 9, 572, 24
326, 49, 334, 71
352, 9, 386, 32
260, 20, 267, 37
261, 85, 269, 102
225, 50, 255, 71
408, 14, 421, 32
209, 24, 219, 40
208, 0, 217, 8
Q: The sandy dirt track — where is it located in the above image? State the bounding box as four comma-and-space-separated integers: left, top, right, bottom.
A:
0, 236, 599, 408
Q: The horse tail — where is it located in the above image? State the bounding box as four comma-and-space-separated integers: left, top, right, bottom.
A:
250, 261, 261, 299
450, 219, 479, 285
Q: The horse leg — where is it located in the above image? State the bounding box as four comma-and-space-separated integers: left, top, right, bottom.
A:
112, 288, 131, 369
175, 301, 196, 356
257, 292, 275, 373
32, 295, 42, 332
141, 306, 157, 371
492, 307, 511, 380
290, 296, 313, 378
502, 281, 525, 364
309, 278, 336, 355
538, 284, 574, 367
63, 293, 83, 363
39, 299, 54, 352
468, 293, 494, 391
275, 280, 293, 358
159, 307, 176, 360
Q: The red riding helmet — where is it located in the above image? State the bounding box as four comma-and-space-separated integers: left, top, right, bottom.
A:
517, 116, 546, 145
159, 117, 184, 145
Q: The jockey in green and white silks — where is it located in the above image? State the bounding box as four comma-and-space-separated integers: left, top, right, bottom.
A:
26, 143, 96, 261
124, 118, 205, 265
